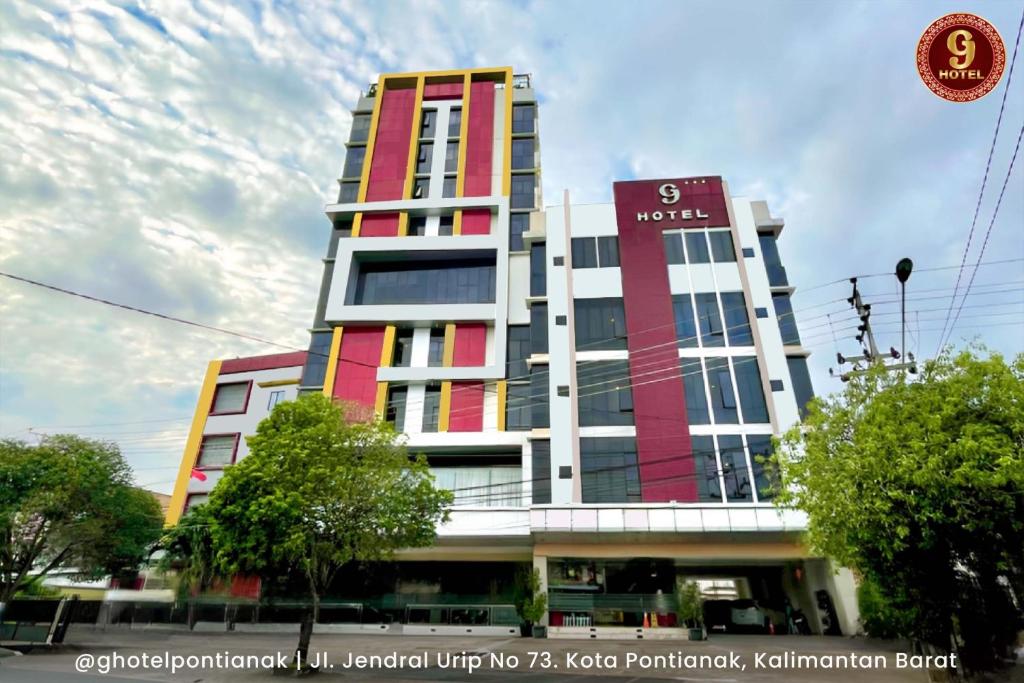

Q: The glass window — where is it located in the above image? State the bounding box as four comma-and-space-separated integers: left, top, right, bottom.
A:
412, 177, 429, 199
773, 293, 801, 345
350, 113, 371, 143
267, 390, 285, 411
439, 214, 454, 235
407, 215, 427, 236
685, 232, 711, 263
721, 292, 753, 346
510, 213, 529, 251
530, 242, 546, 296
708, 230, 736, 262
445, 141, 459, 173
706, 357, 739, 424
338, 181, 360, 203
580, 437, 640, 503
385, 385, 407, 432
422, 385, 442, 432
507, 326, 531, 379
447, 107, 462, 137
392, 328, 415, 367
530, 367, 550, 428
719, 435, 752, 501
680, 358, 710, 425
574, 298, 627, 350
420, 109, 436, 139
428, 328, 446, 367
211, 383, 248, 414
353, 259, 496, 305
759, 233, 789, 286
184, 493, 209, 513
511, 173, 535, 209
530, 303, 548, 354
532, 441, 551, 503
577, 361, 634, 426
416, 142, 433, 175
300, 331, 334, 388
571, 237, 597, 269
597, 236, 619, 267
733, 356, 769, 424
692, 435, 721, 503
342, 145, 365, 178
672, 295, 699, 348
663, 232, 685, 264
695, 293, 725, 347
506, 382, 531, 431
511, 104, 535, 134
197, 435, 236, 468
431, 465, 521, 507
511, 138, 535, 169
747, 435, 775, 501
442, 176, 456, 198
788, 356, 815, 419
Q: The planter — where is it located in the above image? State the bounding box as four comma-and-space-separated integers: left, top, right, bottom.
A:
688, 627, 707, 641
519, 623, 533, 637
532, 625, 547, 639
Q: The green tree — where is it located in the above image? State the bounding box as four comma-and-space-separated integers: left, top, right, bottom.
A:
158, 505, 218, 626
0, 436, 164, 606
202, 393, 452, 664
773, 348, 1024, 673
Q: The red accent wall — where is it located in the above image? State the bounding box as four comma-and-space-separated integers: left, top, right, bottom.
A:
453, 323, 487, 366
220, 351, 307, 375
331, 327, 385, 410
463, 81, 495, 197
449, 381, 485, 432
461, 208, 491, 235
424, 82, 463, 100
611, 177, 730, 502
360, 212, 400, 236
365, 87, 417, 202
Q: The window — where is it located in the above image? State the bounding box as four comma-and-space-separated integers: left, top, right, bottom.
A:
439, 214, 454, 235
733, 356, 769, 423
708, 230, 736, 262
759, 233, 788, 286
706, 357, 739, 424
755, 307, 769, 318
385, 385, 407, 432
420, 110, 437, 139
692, 435, 721, 502
211, 382, 249, 414
393, 328, 415, 367
747, 435, 775, 501
772, 293, 801, 345
432, 466, 521, 507
770, 379, 784, 391
447, 107, 462, 137
510, 213, 529, 251
507, 326, 531, 378
196, 434, 237, 468
184, 493, 210, 513
694, 293, 725, 347
267, 390, 285, 410
672, 295, 699, 348
412, 177, 429, 199
685, 232, 711, 263
350, 113, 371, 143
416, 142, 433, 174
511, 173, 535, 209
511, 104, 535, 133
352, 259, 496, 305
663, 232, 685, 264
580, 437, 640, 503
597, 236, 619, 267
301, 332, 334, 387
511, 138, 534, 169
422, 385, 442, 432
719, 435, 752, 501
532, 441, 551, 503
530, 367, 550, 428
506, 382, 531, 431
342, 146, 365, 178
442, 176, 456, 198
530, 242, 546, 296
445, 141, 459, 173
742, 247, 755, 258
428, 328, 446, 367
721, 292, 753, 345
530, 303, 548, 354
680, 358, 710, 425
788, 356, 815, 419
571, 237, 598, 268
407, 215, 427, 236
574, 298, 627, 350
338, 181, 360, 203
577, 361, 634, 426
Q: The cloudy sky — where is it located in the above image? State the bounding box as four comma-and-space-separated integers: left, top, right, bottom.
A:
1, 0, 1022, 493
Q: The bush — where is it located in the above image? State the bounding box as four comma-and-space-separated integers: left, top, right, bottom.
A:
857, 576, 911, 639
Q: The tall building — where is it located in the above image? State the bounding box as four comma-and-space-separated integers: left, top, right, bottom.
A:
167, 67, 858, 636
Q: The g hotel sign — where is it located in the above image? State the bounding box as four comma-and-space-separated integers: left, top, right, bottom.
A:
635, 182, 712, 223
917, 13, 1005, 102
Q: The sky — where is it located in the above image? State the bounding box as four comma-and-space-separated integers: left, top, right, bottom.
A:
1, 0, 1022, 494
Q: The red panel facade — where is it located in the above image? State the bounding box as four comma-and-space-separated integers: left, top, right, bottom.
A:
448, 381, 485, 432
364, 87, 417, 202
360, 212, 400, 236
332, 326, 385, 411
423, 82, 463, 100
220, 351, 307, 375
453, 323, 487, 366
463, 81, 495, 197
611, 177, 730, 502
461, 208, 491, 235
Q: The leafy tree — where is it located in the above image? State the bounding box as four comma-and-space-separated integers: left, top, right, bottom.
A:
0, 436, 164, 606
513, 566, 548, 628
773, 348, 1023, 673
202, 393, 452, 664
158, 505, 218, 626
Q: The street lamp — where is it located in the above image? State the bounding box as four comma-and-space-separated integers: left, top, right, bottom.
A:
895, 258, 913, 362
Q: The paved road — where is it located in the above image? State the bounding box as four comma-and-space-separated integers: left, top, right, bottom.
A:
0, 627, 939, 682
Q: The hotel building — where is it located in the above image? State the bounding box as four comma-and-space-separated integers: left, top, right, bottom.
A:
167, 67, 858, 637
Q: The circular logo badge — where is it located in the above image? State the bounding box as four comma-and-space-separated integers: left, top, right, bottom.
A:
917, 13, 1006, 102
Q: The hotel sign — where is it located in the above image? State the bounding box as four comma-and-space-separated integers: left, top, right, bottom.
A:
615, 177, 730, 228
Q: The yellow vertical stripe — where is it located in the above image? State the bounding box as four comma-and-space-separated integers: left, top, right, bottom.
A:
502, 67, 513, 197
442, 323, 456, 367
455, 72, 472, 197
374, 325, 396, 418
438, 381, 452, 433
496, 380, 507, 431
351, 75, 386, 237
401, 76, 426, 200
165, 360, 222, 526
374, 383, 389, 417
321, 326, 344, 397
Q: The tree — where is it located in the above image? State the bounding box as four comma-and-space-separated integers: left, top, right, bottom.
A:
772, 348, 1023, 673
158, 505, 218, 627
0, 436, 164, 606
513, 566, 547, 633
202, 393, 452, 665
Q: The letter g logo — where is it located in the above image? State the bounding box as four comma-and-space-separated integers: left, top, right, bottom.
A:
658, 183, 680, 205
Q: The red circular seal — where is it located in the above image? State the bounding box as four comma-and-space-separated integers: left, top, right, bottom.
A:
917, 13, 1006, 102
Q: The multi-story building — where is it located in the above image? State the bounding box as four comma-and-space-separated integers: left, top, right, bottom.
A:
167, 67, 858, 637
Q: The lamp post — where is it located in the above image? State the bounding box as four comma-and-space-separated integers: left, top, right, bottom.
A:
895, 258, 914, 362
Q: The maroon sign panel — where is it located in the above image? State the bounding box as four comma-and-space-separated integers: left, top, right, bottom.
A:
611, 177, 730, 502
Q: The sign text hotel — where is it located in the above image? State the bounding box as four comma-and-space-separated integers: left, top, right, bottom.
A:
635, 182, 711, 222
